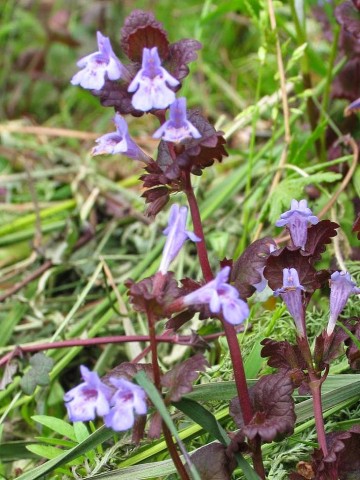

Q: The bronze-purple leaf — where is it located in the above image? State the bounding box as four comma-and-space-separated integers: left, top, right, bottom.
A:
352, 212, 360, 239
93, 78, 144, 117
345, 318, 360, 370
232, 237, 277, 299
309, 428, 360, 480
264, 247, 320, 293
167, 39, 202, 81
304, 220, 339, 263
126, 272, 181, 318
102, 362, 154, 385
120, 10, 169, 62
336, 1, 360, 38
332, 57, 360, 101
230, 373, 296, 443
261, 338, 307, 372
161, 353, 208, 402
188, 442, 236, 480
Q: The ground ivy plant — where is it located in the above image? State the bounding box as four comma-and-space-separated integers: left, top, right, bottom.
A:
1, 7, 360, 480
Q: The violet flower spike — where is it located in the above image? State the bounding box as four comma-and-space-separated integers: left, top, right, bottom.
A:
64, 365, 112, 422
71, 31, 124, 91
183, 266, 250, 326
274, 268, 306, 337
159, 204, 201, 274
103, 378, 147, 432
153, 97, 201, 143
92, 113, 149, 162
128, 47, 179, 112
275, 199, 319, 250
327, 271, 360, 335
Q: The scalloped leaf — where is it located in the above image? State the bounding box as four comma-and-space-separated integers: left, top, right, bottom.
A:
161, 353, 208, 402
120, 10, 169, 61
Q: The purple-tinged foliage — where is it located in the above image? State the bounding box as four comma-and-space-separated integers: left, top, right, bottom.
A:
261, 338, 307, 374
153, 97, 201, 143
264, 246, 325, 294
188, 443, 237, 480
104, 377, 147, 432
304, 220, 339, 262
161, 353, 208, 402
102, 362, 154, 384
159, 204, 200, 274
276, 199, 319, 250
92, 113, 149, 162
128, 47, 179, 111
183, 267, 249, 326
345, 318, 360, 370
230, 373, 296, 443
332, 58, 360, 102
126, 272, 181, 319
232, 237, 277, 299
274, 268, 306, 337
327, 271, 360, 335
336, 1, 360, 38
71, 31, 124, 91
64, 365, 112, 422
353, 212, 360, 238
292, 427, 360, 480
314, 325, 351, 372
120, 10, 170, 62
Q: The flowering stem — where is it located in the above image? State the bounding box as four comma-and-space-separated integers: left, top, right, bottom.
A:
183, 172, 265, 477
297, 336, 328, 456
145, 306, 161, 390
145, 306, 190, 480
183, 170, 213, 283
309, 373, 328, 457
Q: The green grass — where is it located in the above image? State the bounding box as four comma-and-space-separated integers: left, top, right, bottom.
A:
0, 0, 359, 479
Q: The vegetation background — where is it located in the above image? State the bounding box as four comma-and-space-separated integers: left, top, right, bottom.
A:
0, 0, 359, 478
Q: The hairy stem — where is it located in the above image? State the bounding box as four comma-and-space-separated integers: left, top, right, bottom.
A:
145, 306, 161, 390
183, 170, 213, 283
297, 336, 328, 457
145, 307, 190, 480
163, 423, 191, 480
309, 373, 328, 457
183, 172, 266, 477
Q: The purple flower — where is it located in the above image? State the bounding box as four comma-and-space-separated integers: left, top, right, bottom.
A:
103, 378, 147, 431
153, 97, 201, 142
128, 47, 179, 112
64, 366, 112, 422
159, 204, 200, 274
92, 113, 149, 162
71, 31, 123, 91
274, 268, 306, 337
183, 266, 250, 325
275, 199, 319, 250
327, 271, 360, 335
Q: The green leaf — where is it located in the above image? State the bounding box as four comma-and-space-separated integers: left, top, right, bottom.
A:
174, 398, 229, 445
20, 353, 54, 395
175, 398, 259, 480
267, 172, 342, 224
135, 371, 201, 480
16, 426, 113, 480
32, 415, 77, 442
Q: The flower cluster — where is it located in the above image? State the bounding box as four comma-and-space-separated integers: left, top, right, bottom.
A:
72, 30, 201, 156
64, 366, 147, 432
